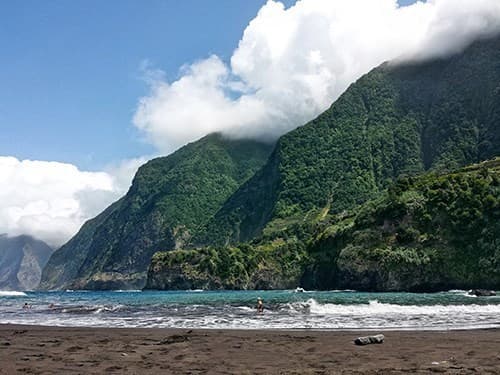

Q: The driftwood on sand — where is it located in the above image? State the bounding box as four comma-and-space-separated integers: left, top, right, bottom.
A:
354, 334, 385, 345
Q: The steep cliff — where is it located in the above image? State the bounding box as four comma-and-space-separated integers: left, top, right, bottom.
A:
148, 158, 500, 291
303, 158, 500, 291
40, 134, 273, 290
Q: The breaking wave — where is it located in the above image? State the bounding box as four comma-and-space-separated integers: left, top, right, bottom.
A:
0, 291, 27, 297
300, 298, 500, 316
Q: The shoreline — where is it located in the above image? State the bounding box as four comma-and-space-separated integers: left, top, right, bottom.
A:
1, 324, 499, 373
2, 322, 500, 332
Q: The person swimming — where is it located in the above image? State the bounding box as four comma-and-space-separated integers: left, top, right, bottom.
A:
256, 297, 264, 313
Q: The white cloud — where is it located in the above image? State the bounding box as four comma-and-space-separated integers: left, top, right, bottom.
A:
104, 156, 149, 195
0, 156, 145, 248
134, 0, 500, 154
134, 56, 270, 152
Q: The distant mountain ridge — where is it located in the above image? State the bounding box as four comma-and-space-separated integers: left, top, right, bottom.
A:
0, 235, 53, 290
39, 134, 274, 290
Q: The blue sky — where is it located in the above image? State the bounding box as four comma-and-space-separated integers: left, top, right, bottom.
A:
1, 0, 417, 170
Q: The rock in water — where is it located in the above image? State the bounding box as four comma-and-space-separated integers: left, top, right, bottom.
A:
354, 334, 384, 345
469, 289, 496, 297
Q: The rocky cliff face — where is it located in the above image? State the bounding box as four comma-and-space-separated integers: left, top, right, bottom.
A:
145, 244, 305, 290
39, 134, 273, 290
0, 235, 53, 290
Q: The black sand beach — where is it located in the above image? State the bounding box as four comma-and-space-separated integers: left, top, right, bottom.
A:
0, 324, 499, 374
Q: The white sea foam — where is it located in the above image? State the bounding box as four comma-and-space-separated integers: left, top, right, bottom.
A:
112, 290, 142, 293
329, 289, 356, 293
0, 292, 499, 330
0, 291, 27, 297
448, 289, 479, 298
236, 306, 253, 312
304, 298, 500, 316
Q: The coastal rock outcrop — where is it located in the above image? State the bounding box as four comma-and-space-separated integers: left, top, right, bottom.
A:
145, 246, 302, 290
469, 289, 496, 297
303, 158, 500, 292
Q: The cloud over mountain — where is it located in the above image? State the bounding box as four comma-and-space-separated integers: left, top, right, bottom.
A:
134, 0, 500, 154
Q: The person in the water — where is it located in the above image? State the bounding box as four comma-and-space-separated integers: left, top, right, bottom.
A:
256, 297, 264, 313
22, 303, 31, 309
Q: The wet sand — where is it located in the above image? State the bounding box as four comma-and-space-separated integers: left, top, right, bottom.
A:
0, 324, 499, 374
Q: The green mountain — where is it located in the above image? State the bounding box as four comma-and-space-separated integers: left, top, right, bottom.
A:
39, 134, 273, 290
0, 235, 53, 291
146, 158, 500, 291
43, 36, 500, 292
146, 36, 500, 291
199, 36, 500, 247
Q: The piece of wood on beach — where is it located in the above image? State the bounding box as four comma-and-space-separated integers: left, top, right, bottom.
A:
354, 334, 384, 345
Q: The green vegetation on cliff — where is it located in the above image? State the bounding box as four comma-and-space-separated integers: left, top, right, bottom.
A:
304, 158, 500, 291
146, 239, 308, 290
40, 134, 273, 290
147, 158, 500, 291
200, 36, 500, 247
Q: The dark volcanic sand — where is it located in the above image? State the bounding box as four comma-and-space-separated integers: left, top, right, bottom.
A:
0, 325, 499, 374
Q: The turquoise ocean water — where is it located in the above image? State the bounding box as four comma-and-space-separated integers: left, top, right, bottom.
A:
1, 289, 499, 330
